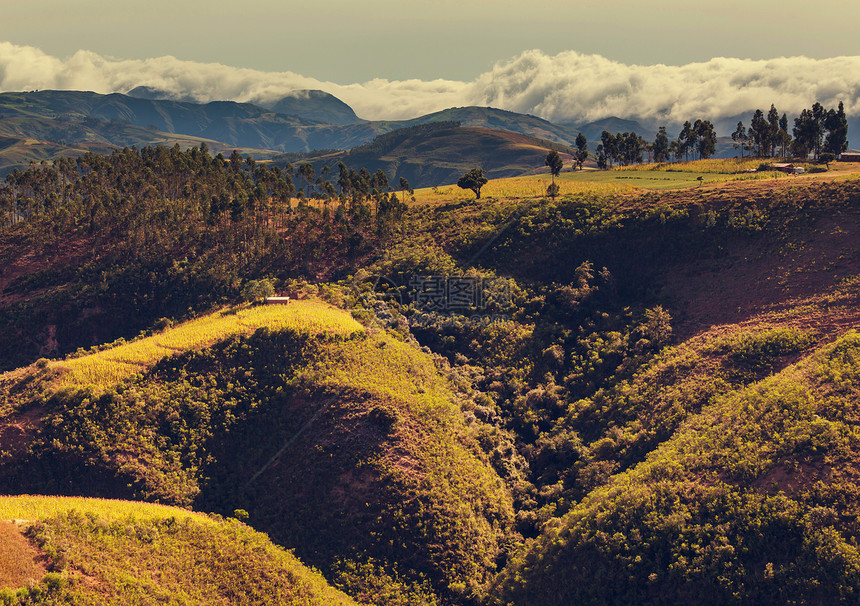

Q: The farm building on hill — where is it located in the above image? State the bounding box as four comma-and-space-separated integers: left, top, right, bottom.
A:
772, 163, 803, 174
839, 152, 860, 162
266, 291, 305, 305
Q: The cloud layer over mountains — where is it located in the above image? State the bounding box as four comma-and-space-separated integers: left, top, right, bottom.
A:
1, 42, 858, 127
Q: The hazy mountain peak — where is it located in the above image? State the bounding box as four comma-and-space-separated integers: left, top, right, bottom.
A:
260, 90, 362, 125
126, 85, 198, 104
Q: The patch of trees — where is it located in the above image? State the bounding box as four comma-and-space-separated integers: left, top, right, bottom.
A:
0, 144, 410, 233
732, 102, 847, 160
0, 144, 411, 368
596, 131, 646, 167
595, 120, 716, 168
588, 101, 849, 169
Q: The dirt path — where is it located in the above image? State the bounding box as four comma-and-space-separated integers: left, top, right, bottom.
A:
0, 520, 46, 589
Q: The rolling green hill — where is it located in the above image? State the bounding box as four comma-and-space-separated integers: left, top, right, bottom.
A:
0, 298, 516, 603
293, 124, 579, 188
0, 90, 351, 157
0, 496, 358, 605
0, 109, 280, 176
495, 328, 860, 605
397, 106, 582, 146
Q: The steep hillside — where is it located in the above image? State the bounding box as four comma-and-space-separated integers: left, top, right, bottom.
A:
0, 299, 516, 603
0, 496, 357, 605
495, 326, 860, 605
0, 90, 346, 153
0, 91, 594, 156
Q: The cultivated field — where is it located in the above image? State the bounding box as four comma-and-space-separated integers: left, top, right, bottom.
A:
411, 174, 636, 204
411, 159, 800, 203
0, 495, 213, 523
53, 299, 364, 390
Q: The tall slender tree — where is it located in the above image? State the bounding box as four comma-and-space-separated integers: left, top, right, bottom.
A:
574, 133, 588, 170
750, 109, 768, 157
601, 131, 617, 168
678, 121, 695, 160
824, 101, 849, 156
545, 150, 563, 199
767, 105, 781, 157
732, 121, 748, 158
778, 114, 791, 158
653, 127, 670, 163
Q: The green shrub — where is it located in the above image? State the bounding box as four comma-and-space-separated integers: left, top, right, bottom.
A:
241, 278, 276, 303
368, 405, 401, 432
151, 317, 173, 332
726, 327, 814, 371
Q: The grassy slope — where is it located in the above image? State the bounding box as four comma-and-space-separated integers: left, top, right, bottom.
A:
495, 329, 860, 605
0, 299, 515, 602
51, 300, 363, 389
0, 111, 281, 176
0, 496, 357, 605
385, 164, 860, 603
0, 521, 45, 592
410, 158, 798, 203
468, 169, 860, 604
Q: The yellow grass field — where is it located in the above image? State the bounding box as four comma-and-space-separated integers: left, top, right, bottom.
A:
53, 299, 363, 390
411, 173, 636, 204
410, 159, 798, 204
0, 495, 212, 523
617, 158, 769, 174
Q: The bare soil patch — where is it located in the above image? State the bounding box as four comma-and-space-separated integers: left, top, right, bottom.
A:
0, 407, 43, 458
661, 208, 860, 340
0, 521, 46, 589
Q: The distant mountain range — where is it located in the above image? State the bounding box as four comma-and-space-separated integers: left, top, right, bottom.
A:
0, 90, 646, 177
1, 88, 852, 179
0, 89, 648, 155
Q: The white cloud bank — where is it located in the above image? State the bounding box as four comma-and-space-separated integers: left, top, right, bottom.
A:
1, 42, 859, 126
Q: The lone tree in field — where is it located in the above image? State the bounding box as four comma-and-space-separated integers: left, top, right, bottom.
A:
457, 168, 488, 199
545, 150, 563, 199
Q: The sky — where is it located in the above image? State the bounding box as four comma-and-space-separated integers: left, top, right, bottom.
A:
1, 1, 860, 126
